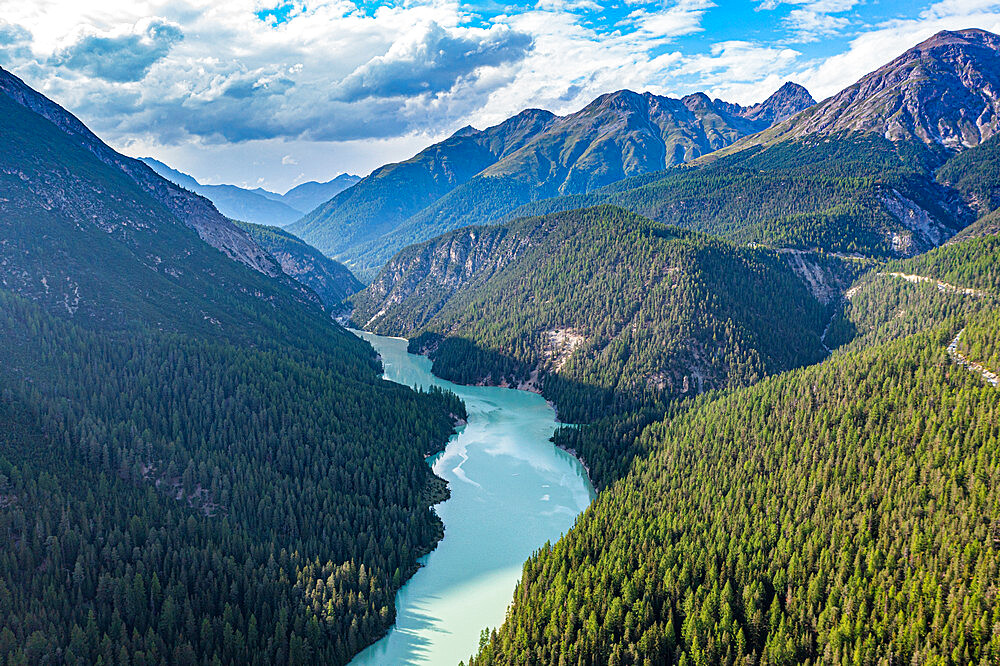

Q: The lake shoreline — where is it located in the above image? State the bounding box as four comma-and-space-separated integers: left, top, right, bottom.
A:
360, 328, 599, 494
348, 330, 595, 665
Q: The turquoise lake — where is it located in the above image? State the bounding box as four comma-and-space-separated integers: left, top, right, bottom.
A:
349, 332, 596, 665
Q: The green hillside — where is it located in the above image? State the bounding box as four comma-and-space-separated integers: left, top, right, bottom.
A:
467, 236, 1000, 665
288, 109, 557, 278
352, 206, 834, 424
512, 136, 971, 258
292, 86, 813, 279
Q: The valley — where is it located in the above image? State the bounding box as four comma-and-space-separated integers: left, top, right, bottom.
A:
3, 15, 1000, 666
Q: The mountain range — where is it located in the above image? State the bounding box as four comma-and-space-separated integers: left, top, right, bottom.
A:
141, 156, 360, 226
4, 24, 1000, 666
352, 28, 1000, 419
501, 28, 1000, 258
733, 28, 1000, 151
290, 82, 815, 278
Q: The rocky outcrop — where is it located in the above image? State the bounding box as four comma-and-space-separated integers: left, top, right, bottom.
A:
234, 221, 363, 308
356, 225, 517, 331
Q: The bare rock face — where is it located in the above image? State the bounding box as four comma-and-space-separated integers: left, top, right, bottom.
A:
767, 29, 1000, 149
727, 82, 816, 126
359, 226, 516, 330
0, 67, 282, 277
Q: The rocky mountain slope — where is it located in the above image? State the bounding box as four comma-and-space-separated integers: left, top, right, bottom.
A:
289, 108, 558, 276
0, 67, 283, 278
291, 83, 814, 279
730, 28, 1000, 152
497, 29, 1000, 260
234, 220, 363, 308
0, 85, 329, 333
514, 134, 975, 257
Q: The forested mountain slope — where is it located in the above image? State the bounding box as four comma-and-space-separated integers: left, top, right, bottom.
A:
291, 84, 813, 279
352, 206, 834, 423
468, 232, 1000, 665
512, 133, 973, 258
288, 108, 558, 274
0, 68, 465, 664
234, 221, 363, 308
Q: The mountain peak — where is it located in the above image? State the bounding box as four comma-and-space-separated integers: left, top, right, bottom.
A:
732, 82, 815, 125
450, 124, 480, 138
707, 82, 815, 127
914, 27, 1000, 51
738, 28, 1000, 151
769, 81, 812, 100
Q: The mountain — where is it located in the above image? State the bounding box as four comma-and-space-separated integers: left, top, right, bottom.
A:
0, 66, 466, 664
0, 69, 319, 332
351, 206, 836, 426
517, 135, 976, 257
234, 220, 363, 308
288, 108, 559, 277
732, 28, 1000, 152
0, 71, 281, 278
505, 29, 1000, 260
290, 83, 815, 279
388, 30, 1000, 664
275, 174, 361, 213
716, 81, 815, 125
141, 157, 305, 226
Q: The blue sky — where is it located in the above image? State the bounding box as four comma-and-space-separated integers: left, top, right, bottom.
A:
1, 0, 998, 191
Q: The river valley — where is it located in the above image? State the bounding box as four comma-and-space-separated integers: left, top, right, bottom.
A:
349, 332, 596, 665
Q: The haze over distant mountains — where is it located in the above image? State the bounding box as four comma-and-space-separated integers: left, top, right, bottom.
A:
141, 157, 360, 227
290, 82, 816, 279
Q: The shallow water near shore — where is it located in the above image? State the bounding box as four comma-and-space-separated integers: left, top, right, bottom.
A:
349, 331, 596, 666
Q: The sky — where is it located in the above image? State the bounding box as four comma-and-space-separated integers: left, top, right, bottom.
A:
1, 0, 1000, 192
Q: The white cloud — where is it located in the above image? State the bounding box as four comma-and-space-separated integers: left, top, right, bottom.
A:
758, 0, 861, 42
3, 0, 999, 191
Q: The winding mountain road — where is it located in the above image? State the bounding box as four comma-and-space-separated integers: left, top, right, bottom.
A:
880, 272, 986, 297
947, 329, 1000, 387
